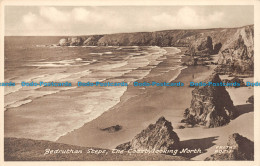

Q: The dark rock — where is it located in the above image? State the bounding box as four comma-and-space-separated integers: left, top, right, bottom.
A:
116, 117, 179, 151
222, 77, 245, 88
177, 125, 185, 129
205, 133, 254, 160
183, 57, 198, 66
214, 65, 233, 75
184, 73, 236, 128
213, 43, 222, 54
246, 95, 254, 104
197, 36, 213, 53
186, 36, 214, 57
115, 142, 131, 151
101, 125, 122, 133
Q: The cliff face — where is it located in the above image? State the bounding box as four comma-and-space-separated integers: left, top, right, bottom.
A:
57, 25, 253, 48
116, 117, 179, 151
57, 25, 253, 75
205, 133, 254, 160
216, 25, 254, 75
183, 73, 236, 128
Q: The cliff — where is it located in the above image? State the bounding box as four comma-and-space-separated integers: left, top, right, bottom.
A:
182, 73, 236, 127
57, 25, 254, 75
216, 25, 254, 75
57, 25, 253, 48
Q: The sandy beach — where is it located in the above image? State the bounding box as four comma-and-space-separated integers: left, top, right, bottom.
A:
56, 47, 254, 160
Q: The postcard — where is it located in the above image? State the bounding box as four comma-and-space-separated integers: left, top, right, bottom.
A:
1, 0, 259, 166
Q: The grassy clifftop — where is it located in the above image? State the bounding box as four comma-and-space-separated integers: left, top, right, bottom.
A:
5, 137, 188, 161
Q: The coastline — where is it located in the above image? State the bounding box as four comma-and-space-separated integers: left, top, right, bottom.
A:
4, 46, 254, 161
54, 46, 187, 141
56, 47, 254, 160
56, 47, 215, 148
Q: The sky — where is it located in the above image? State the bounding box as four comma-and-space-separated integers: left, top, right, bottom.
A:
5, 6, 254, 36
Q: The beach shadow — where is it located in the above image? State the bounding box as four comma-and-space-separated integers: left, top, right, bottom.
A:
177, 136, 218, 159
234, 104, 254, 118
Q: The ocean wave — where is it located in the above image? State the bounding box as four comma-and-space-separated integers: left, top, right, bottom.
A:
168, 66, 188, 82
89, 53, 103, 56
26, 58, 93, 68
104, 52, 113, 54
4, 46, 183, 141
5, 99, 32, 110
98, 61, 128, 70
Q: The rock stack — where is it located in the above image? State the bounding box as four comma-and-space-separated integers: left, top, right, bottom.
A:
186, 36, 217, 57
116, 117, 179, 151
182, 73, 236, 127
205, 133, 254, 160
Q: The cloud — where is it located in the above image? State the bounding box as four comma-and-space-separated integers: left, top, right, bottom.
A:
23, 12, 37, 24
22, 12, 39, 30
72, 8, 90, 22
208, 12, 224, 23
7, 6, 249, 36
39, 7, 70, 23
152, 7, 224, 29
18, 7, 128, 35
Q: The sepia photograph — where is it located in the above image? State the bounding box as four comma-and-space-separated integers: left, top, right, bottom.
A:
1, 1, 259, 165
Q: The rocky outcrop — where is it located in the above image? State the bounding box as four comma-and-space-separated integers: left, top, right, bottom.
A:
246, 95, 254, 104
116, 117, 179, 151
182, 73, 236, 127
58, 37, 84, 46
183, 36, 222, 66
213, 43, 222, 54
100, 125, 122, 133
185, 36, 214, 57
205, 133, 254, 160
83, 35, 103, 46
222, 77, 245, 88
58, 38, 70, 46
69, 37, 83, 46
196, 36, 214, 56
217, 25, 254, 75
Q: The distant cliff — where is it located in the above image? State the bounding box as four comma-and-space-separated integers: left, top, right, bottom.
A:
58, 25, 253, 48
57, 25, 254, 75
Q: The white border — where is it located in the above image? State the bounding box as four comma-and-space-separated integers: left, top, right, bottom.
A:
0, 1, 259, 166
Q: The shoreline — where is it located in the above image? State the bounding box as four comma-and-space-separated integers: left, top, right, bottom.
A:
55, 46, 187, 141
56, 47, 254, 160
56, 47, 215, 148
4, 45, 171, 141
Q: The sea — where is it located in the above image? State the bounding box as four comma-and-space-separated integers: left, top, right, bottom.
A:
4, 36, 184, 141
